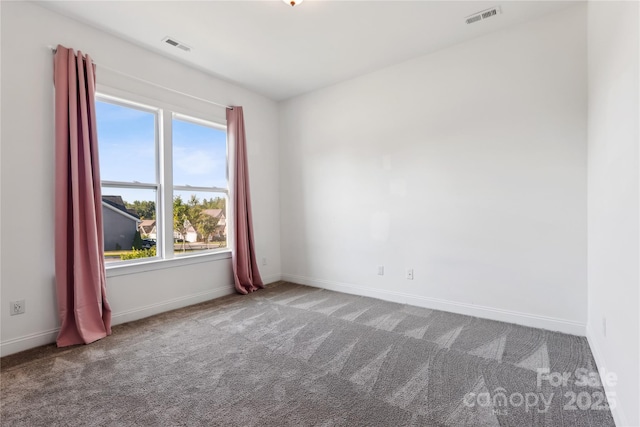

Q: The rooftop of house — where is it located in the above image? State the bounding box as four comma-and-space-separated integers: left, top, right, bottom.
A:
102, 196, 140, 220
202, 209, 224, 219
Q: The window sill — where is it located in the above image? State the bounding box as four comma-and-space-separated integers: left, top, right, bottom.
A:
105, 249, 232, 278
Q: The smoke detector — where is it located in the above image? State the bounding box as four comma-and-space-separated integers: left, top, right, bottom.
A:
465, 6, 502, 25
161, 37, 192, 52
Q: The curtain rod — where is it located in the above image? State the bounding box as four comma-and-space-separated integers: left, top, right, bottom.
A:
49, 46, 233, 110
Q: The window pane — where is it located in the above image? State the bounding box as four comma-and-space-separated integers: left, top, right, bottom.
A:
96, 101, 156, 184
173, 190, 227, 255
172, 118, 227, 188
102, 187, 157, 263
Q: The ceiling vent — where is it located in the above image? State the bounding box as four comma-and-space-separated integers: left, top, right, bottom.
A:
162, 37, 192, 52
465, 6, 501, 25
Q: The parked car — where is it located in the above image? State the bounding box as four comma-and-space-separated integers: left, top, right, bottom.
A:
141, 239, 156, 249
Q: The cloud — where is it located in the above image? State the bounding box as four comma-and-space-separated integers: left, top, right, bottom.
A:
173, 146, 226, 186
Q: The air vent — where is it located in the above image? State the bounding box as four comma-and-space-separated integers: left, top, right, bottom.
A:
465, 6, 501, 24
162, 37, 192, 52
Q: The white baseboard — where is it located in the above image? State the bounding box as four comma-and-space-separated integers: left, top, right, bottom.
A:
0, 285, 235, 358
0, 328, 60, 358
281, 274, 586, 336
262, 274, 283, 285
586, 323, 630, 427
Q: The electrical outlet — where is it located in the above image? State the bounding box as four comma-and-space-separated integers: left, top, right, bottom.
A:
10, 300, 25, 316
377, 266, 384, 276
406, 269, 414, 280
602, 317, 607, 338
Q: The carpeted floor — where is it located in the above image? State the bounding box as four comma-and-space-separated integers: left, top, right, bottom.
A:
1, 281, 614, 426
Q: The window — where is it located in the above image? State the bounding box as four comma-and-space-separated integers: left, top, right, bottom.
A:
95, 94, 228, 266
172, 115, 228, 256
96, 98, 159, 263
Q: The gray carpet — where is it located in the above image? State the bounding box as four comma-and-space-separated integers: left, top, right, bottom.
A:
1, 281, 614, 426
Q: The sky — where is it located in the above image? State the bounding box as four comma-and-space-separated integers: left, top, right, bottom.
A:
96, 100, 227, 206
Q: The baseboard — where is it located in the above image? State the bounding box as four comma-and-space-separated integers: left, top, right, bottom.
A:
262, 273, 283, 285
0, 285, 235, 358
0, 328, 60, 358
586, 323, 629, 427
282, 274, 586, 336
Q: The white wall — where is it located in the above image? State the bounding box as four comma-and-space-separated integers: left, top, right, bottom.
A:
280, 5, 588, 334
0, 1, 281, 356
587, 2, 639, 426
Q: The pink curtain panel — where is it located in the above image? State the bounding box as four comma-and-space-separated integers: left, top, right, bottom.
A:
227, 107, 264, 294
54, 45, 112, 347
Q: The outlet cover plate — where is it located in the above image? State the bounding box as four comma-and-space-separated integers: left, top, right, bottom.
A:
10, 300, 25, 315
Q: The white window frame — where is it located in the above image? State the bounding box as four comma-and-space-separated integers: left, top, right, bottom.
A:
95, 89, 232, 277
171, 112, 229, 258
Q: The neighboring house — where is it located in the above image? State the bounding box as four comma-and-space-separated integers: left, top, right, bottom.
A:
186, 225, 198, 243
102, 195, 140, 251
172, 210, 227, 243
173, 224, 198, 243
202, 209, 227, 240
139, 219, 157, 239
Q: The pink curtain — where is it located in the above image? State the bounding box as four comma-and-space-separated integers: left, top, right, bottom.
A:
54, 45, 112, 347
227, 107, 264, 294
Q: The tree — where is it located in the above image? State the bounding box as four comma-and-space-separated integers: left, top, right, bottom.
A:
196, 212, 220, 249
173, 195, 202, 252
173, 196, 189, 252
131, 230, 143, 250
124, 200, 156, 219
202, 196, 226, 211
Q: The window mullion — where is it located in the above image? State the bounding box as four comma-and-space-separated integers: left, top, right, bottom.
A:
160, 109, 174, 259
102, 181, 158, 190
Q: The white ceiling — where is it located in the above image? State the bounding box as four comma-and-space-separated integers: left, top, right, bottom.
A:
39, 0, 577, 101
